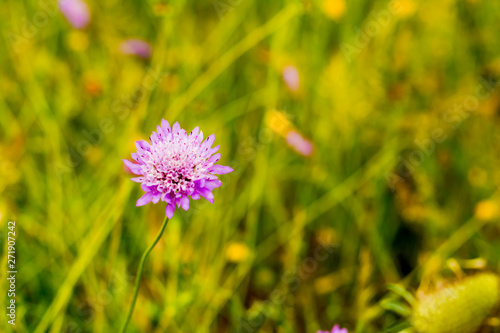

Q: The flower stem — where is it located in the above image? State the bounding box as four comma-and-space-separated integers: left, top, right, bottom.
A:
120, 216, 169, 333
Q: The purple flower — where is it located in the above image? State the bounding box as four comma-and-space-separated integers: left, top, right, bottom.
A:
318, 325, 348, 333
123, 120, 233, 219
286, 130, 313, 156
58, 0, 90, 29
282, 65, 300, 92
119, 39, 152, 58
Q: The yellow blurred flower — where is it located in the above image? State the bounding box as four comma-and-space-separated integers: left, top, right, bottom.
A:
266, 109, 293, 137
86, 146, 103, 166
322, 0, 346, 21
83, 72, 103, 96
315, 227, 338, 246
477, 94, 499, 117
153, 2, 169, 16
314, 273, 339, 295
394, 0, 417, 18
226, 241, 250, 263
67, 31, 89, 51
475, 200, 499, 221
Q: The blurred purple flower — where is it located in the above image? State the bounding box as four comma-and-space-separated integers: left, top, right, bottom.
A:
318, 325, 348, 333
119, 39, 152, 58
286, 130, 313, 156
58, 0, 90, 29
282, 65, 300, 92
123, 120, 233, 219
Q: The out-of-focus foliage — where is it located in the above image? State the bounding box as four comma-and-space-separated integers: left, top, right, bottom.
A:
413, 273, 500, 333
1, 0, 500, 332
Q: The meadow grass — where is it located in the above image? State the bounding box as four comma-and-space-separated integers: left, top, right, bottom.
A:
2, 0, 500, 332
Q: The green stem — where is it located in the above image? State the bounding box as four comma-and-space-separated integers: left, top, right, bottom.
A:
120, 216, 169, 333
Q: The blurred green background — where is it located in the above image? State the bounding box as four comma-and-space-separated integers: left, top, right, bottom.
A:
2, 0, 500, 332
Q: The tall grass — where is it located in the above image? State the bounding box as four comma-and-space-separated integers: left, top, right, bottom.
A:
2, 0, 500, 332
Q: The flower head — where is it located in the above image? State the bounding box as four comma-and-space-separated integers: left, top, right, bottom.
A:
58, 0, 90, 29
119, 39, 152, 58
318, 325, 348, 333
123, 120, 233, 218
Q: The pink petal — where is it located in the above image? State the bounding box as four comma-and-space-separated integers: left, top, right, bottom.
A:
152, 193, 161, 204
202, 145, 220, 158
203, 134, 215, 148
208, 153, 221, 164
197, 188, 214, 204
180, 196, 190, 211
165, 203, 175, 219
172, 122, 181, 134
136, 192, 153, 206
131, 153, 140, 162
204, 179, 222, 191
150, 131, 160, 144
209, 165, 233, 175
123, 159, 142, 175
161, 119, 171, 133
156, 126, 165, 140
130, 177, 144, 183
135, 140, 151, 151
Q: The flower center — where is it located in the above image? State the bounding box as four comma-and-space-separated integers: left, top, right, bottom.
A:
144, 141, 208, 195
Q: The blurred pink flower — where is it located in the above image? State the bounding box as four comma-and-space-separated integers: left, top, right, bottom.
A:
282, 65, 300, 92
58, 0, 90, 29
318, 324, 348, 333
119, 39, 152, 58
286, 130, 313, 156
